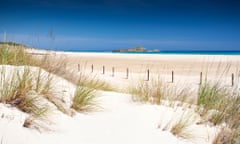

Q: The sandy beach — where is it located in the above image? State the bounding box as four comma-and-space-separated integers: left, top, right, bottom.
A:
34, 50, 240, 91
1, 49, 240, 144
60, 52, 240, 74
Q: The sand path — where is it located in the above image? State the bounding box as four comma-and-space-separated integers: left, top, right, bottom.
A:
39, 91, 215, 144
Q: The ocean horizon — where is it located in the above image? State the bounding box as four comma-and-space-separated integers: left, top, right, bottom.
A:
61, 49, 240, 56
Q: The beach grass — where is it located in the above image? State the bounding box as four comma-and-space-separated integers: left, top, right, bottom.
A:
1, 43, 114, 91
213, 127, 233, 144
129, 77, 195, 106
32, 68, 75, 116
71, 84, 98, 112
197, 80, 240, 143
0, 44, 38, 66
197, 82, 230, 125
160, 109, 197, 140
130, 70, 240, 142
77, 73, 114, 91
130, 78, 170, 104
170, 112, 196, 139
197, 82, 228, 112
0, 67, 51, 130
0, 44, 105, 115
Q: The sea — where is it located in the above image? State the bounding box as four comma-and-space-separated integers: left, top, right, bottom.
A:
64, 50, 240, 56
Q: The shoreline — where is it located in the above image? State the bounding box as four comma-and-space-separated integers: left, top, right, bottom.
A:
27, 48, 240, 56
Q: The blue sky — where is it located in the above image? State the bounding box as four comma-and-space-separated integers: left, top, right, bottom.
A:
0, 0, 240, 51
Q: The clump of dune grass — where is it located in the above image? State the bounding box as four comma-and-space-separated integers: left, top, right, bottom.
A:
37, 59, 105, 114
32, 68, 72, 115
71, 85, 98, 112
197, 82, 229, 112
0, 67, 33, 105
77, 72, 114, 91
170, 115, 195, 139
197, 82, 231, 125
38, 55, 69, 79
130, 78, 170, 104
37, 54, 114, 91
174, 87, 195, 105
71, 73, 113, 113
34, 68, 53, 95
0, 45, 38, 66
197, 81, 240, 143
221, 94, 240, 144
0, 67, 51, 130
130, 78, 195, 106
161, 110, 197, 140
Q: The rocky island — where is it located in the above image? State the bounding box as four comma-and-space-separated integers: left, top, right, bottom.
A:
112, 46, 160, 52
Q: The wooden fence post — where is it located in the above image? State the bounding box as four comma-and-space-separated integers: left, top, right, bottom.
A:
171, 71, 174, 83
232, 73, 234, 87
200, 72, 202, 85
91, 64, 93, 73
103, 66, 105, 74
147, 69, 150, 81
112, 67, 115, 77
126, 68, 129, 79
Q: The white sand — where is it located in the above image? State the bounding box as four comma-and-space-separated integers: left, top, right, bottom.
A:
0, 65, 221, 144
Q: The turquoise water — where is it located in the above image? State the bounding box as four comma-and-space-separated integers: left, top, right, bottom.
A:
117, 51, 240, 55
65, 50, 240, 55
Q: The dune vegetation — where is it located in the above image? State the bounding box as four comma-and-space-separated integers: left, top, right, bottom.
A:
0, 43, 106, 131
129, 74, 240, 143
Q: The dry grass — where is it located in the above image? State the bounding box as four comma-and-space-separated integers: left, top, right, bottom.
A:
0, 45, 38, 66
71, 85, 98, 112
0, 44, 109, 132
129, 77, 195, 106
77, 73, 114, 91
197, 82, 229, 112
0, 44, 104, 115
130, 78, 170, 104
213, 127, 233, 144
1, 44, 114, 91
160, 110, 197, 140
0, 66, 51, 130
170, 114, 195, 139
197, 81, 240, 143
197, 82, 230, 125
130, 72, 240, 141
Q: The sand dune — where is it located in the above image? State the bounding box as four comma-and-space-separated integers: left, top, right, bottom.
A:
0, 65, 221, 144
1, 50, 240, 144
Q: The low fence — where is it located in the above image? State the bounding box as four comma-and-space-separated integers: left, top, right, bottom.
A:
77, 64, 238, 87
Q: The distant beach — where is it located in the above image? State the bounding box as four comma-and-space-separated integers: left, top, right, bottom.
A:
58, 49, 240, 55
29, 49, 240, 90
